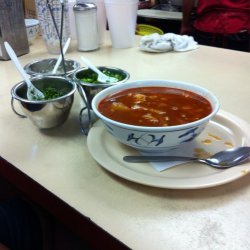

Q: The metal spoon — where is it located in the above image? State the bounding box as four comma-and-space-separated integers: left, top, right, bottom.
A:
4, 42, 44, 100
81, 56, 118, 83
123, 147, 250, 169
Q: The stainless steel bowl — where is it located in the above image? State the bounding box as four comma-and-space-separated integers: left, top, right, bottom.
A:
11, 75, 76, 129
24, 58, 81, 77
73, 66, 130, 104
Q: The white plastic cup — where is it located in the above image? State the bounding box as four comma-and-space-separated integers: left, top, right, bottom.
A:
104, 0, 138, 49
81, 0, 107, 45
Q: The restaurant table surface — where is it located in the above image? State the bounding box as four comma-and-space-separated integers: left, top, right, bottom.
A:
0, 34, 250, 250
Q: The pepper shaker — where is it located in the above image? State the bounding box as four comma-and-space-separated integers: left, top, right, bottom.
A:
74, 3, 99, 51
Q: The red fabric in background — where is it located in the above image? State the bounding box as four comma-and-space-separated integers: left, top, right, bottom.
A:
194, 0, 250, 34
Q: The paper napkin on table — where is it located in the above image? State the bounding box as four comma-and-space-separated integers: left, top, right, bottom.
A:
139, 33, 199, 53
140, 140, 205, 172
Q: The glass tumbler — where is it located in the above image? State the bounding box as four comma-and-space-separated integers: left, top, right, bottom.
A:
35, 0, 71, 54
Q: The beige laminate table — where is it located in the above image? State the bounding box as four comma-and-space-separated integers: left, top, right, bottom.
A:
0, 34, 250, 250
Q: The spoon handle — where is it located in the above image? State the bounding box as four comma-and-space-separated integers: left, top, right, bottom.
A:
52, 37, 71, 74
123, 155, 198, 163
4, 42, 33, 88
81, 56, 105, 76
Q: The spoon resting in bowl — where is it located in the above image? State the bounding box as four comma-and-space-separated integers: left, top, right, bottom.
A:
123, 146, 250, 169
52, 37, 71, 74
4, 42, 45, 100
81, 56, 118, 83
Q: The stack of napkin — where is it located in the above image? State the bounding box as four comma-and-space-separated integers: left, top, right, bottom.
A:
140, 141, 195, 172
140, 139, 215, 172
139, 33, 199, 53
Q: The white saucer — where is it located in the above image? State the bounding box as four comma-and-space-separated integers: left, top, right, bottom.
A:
87, 110, 250, 189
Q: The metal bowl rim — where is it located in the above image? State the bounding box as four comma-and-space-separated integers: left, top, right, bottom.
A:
73, 66, 130, 87
24, 58, 81, 76
11, 75, 77, 104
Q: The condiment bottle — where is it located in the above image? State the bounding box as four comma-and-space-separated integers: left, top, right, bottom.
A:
73, 3, 99, 51
78, 0, 107, 45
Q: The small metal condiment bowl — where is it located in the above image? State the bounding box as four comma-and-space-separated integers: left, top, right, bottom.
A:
11, 75, 76, 129
73, 66, 130, 105
24, 58, 81, 77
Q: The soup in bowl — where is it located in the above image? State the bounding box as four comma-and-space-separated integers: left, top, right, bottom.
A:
92, 80, 220, 152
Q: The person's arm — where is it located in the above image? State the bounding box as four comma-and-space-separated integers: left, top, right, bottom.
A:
180, 0, 196, 34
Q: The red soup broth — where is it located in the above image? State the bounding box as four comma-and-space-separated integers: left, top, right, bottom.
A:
98, 87, 212, 127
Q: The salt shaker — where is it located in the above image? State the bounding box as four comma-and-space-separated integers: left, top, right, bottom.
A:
74, 3, 99, 51
78, 0, 107, 45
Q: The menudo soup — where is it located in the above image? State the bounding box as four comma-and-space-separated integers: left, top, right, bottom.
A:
98, 87, 212, 127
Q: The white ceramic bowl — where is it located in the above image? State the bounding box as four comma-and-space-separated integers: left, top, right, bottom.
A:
92, 80, 220, 152
25, 19, 39, 44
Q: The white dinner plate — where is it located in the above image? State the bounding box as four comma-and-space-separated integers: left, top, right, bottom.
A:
87, 110, 250, 189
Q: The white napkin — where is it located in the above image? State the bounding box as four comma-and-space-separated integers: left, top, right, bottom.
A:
140, 140, 209, 172
139, 33, 199, 53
